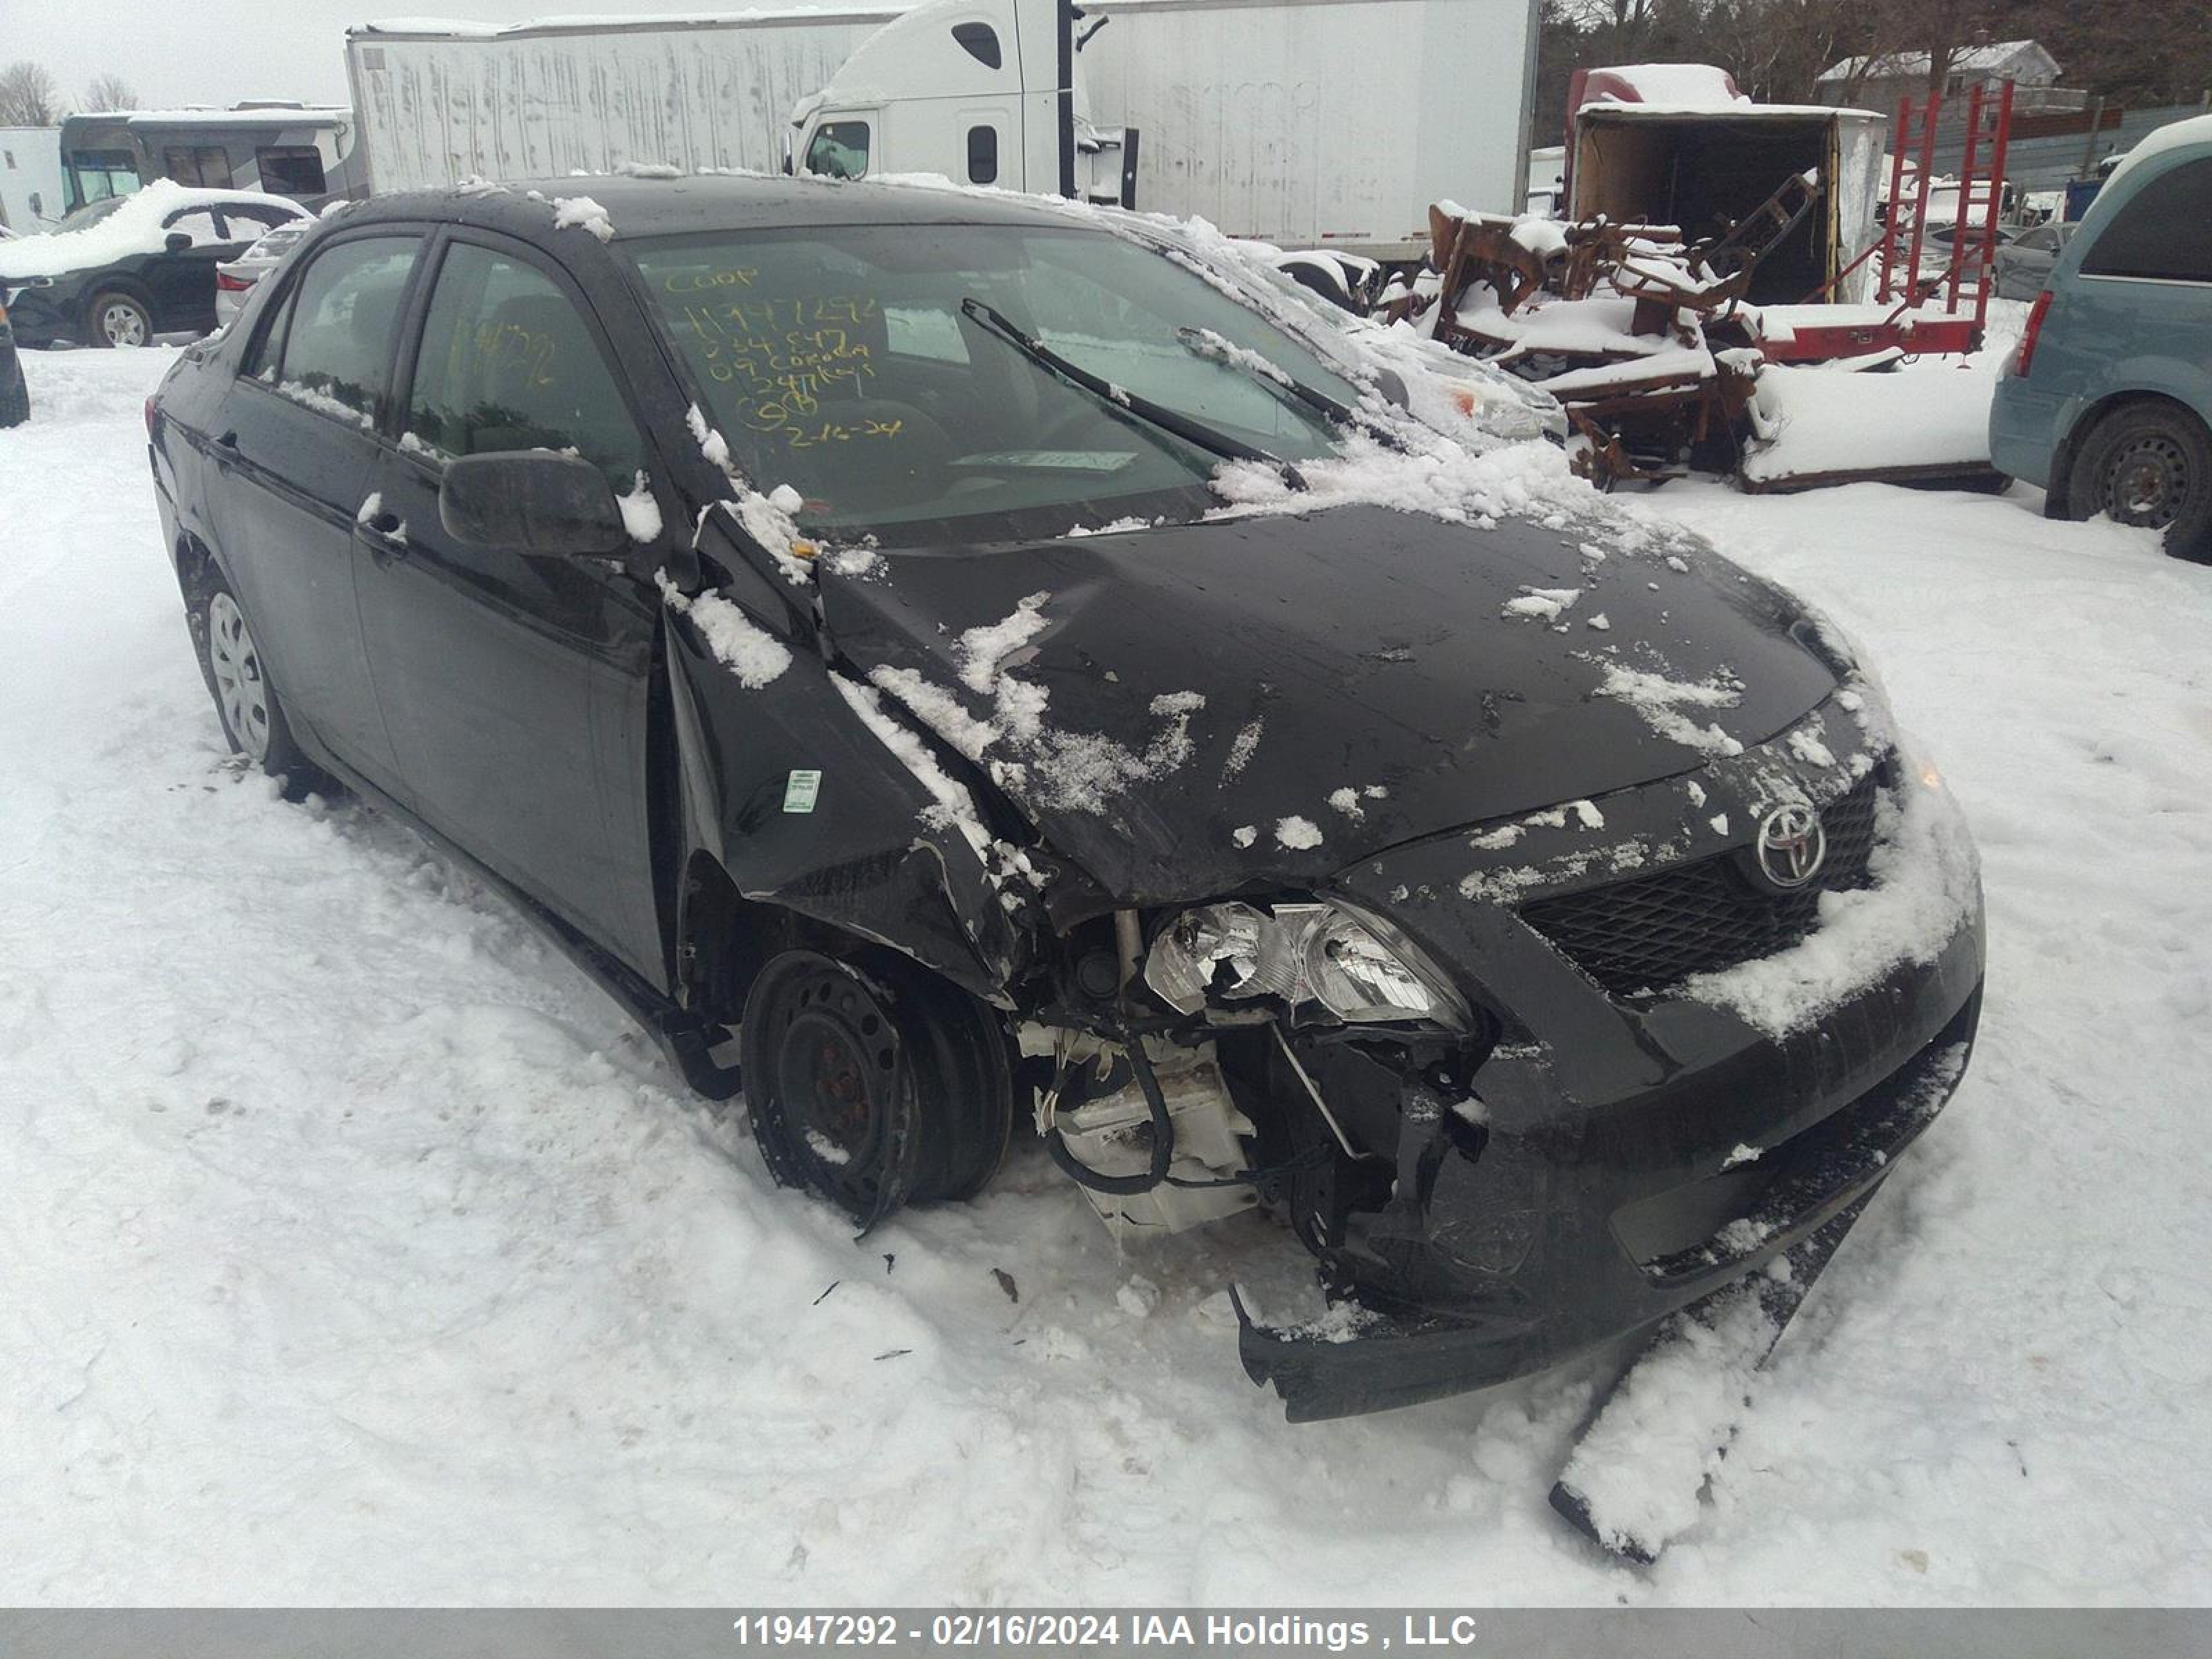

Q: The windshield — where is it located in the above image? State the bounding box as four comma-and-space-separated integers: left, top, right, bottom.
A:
627, 223, 1360, 542
55, 198, 128, 234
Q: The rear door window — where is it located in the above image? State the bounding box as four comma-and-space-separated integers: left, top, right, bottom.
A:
265, 236, 422, 427
2081, 158, 2212, 283
162, 209, 229, 247
402, 240, 644, 482
228, 203, 306, 238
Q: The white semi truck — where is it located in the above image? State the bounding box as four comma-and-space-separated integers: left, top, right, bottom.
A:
346, 0, 1537, 259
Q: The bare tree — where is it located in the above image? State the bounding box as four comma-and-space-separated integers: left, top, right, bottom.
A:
82, 73, 138, 113
0, 61, 62, 126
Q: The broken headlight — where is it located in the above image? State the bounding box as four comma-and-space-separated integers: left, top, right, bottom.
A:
1143, 901, 1468, 1030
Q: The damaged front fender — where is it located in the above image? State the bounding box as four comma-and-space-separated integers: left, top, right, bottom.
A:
662, 593, 1033, 1009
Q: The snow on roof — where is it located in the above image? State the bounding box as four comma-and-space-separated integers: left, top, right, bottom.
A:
120, 108, 348, 128
1585, 64, 1749, 111
0, 180, 307, 280
355, 9, 894, 37
1817, 39, 2058, 85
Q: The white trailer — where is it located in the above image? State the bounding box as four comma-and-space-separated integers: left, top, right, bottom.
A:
346, 10, 904, 193
1087, 0, 1534, 256
348, 0, 1538, 260
0, 126, 65, 233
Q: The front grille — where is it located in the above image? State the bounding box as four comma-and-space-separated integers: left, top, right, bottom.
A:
1520, 769, 1886, 997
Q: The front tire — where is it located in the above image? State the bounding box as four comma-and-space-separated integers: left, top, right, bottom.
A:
0, 364, 26, 428
2068, 402, 2212, 563
188, 573, 317, 787
86, 290, 153, 349
738, 948, 1012, 1228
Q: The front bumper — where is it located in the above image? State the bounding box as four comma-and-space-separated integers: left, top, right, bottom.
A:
1241, 700, 1988, 1419
1, 286, 68, 350
1242, 950, 1980, 1419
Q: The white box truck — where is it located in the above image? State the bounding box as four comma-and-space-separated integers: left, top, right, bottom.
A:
346, 0, 1538, 260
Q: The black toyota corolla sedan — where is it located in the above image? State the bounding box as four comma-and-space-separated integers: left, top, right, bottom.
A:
146, 174, 1985, 1419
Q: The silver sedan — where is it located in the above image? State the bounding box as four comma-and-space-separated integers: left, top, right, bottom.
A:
214, 222, 310, 328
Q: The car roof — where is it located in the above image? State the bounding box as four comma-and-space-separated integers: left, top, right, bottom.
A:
341, 171, 1103, 245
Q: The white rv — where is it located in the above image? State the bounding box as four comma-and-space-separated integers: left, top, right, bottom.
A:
347, 0, 1538, 260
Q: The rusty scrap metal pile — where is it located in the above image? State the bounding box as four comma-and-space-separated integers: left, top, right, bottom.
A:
1382, 185, 1821, 488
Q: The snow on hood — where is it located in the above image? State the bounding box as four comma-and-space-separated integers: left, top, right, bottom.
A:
0, 180, 306, 281
818, 503, 1841, 904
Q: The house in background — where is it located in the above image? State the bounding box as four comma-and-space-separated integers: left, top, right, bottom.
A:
1815, 39, 2077, 113
0, 126, 64, 233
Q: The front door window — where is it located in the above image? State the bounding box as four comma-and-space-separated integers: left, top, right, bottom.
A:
804, 121, 871, 181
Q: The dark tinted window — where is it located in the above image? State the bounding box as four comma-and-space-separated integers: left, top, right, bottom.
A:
255, 146, 328, 197
163, 146, 233, 189
268, 236, 420, 427
952, 23, 1002, 68
2081, 157, 2212, 283
967, 124, 998, 186
403, 241, 643, 482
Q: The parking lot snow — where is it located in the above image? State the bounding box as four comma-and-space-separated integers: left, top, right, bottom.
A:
3, 347, 2209, 1604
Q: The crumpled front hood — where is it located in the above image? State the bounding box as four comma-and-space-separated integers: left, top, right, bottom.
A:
818, 505, 1839, 903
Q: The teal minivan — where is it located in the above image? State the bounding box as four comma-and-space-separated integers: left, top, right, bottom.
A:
1989, 115, 2212, 563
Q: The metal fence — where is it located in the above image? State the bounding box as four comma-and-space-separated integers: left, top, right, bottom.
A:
1906, 100, 2212, 196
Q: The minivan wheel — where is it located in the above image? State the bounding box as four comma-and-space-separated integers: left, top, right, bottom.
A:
189, 574, 317, 788
2069, 403, 2212, 563
87, 290, 153, 349
738, 948, 1012, 1228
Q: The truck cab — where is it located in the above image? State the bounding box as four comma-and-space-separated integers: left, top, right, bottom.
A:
790, 0, 1134, 207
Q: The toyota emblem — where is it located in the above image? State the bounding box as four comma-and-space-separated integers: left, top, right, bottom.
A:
1754, 803, 1827, 890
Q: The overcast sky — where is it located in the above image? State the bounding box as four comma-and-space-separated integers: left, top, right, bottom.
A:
4, 3, 809, 112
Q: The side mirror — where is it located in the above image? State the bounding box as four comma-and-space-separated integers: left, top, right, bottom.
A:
438, 451, 627, 556
165, 232, 194, 252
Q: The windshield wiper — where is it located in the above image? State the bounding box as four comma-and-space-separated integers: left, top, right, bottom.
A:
959, 297, 1306, 490
1174, 326, 1409, 453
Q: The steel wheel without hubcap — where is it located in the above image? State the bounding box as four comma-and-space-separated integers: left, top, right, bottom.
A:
97, 298, 150, 348
205, 590, 272, 761
739, 949, 1013, 1227
2100, 433, 2191, 529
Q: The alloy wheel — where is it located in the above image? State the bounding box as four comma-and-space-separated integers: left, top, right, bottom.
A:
205, 591, 272, 761
100, 301, 149, 348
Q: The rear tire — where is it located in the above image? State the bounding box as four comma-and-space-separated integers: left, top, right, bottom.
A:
738, 948, 1012, 1228
187, 570, 320, 791
2067, 402, 2212, 564
0, 363, 26, 428
86, 290, 153, 349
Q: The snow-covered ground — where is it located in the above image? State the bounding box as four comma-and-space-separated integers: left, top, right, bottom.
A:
3, 346, 2209, 1605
